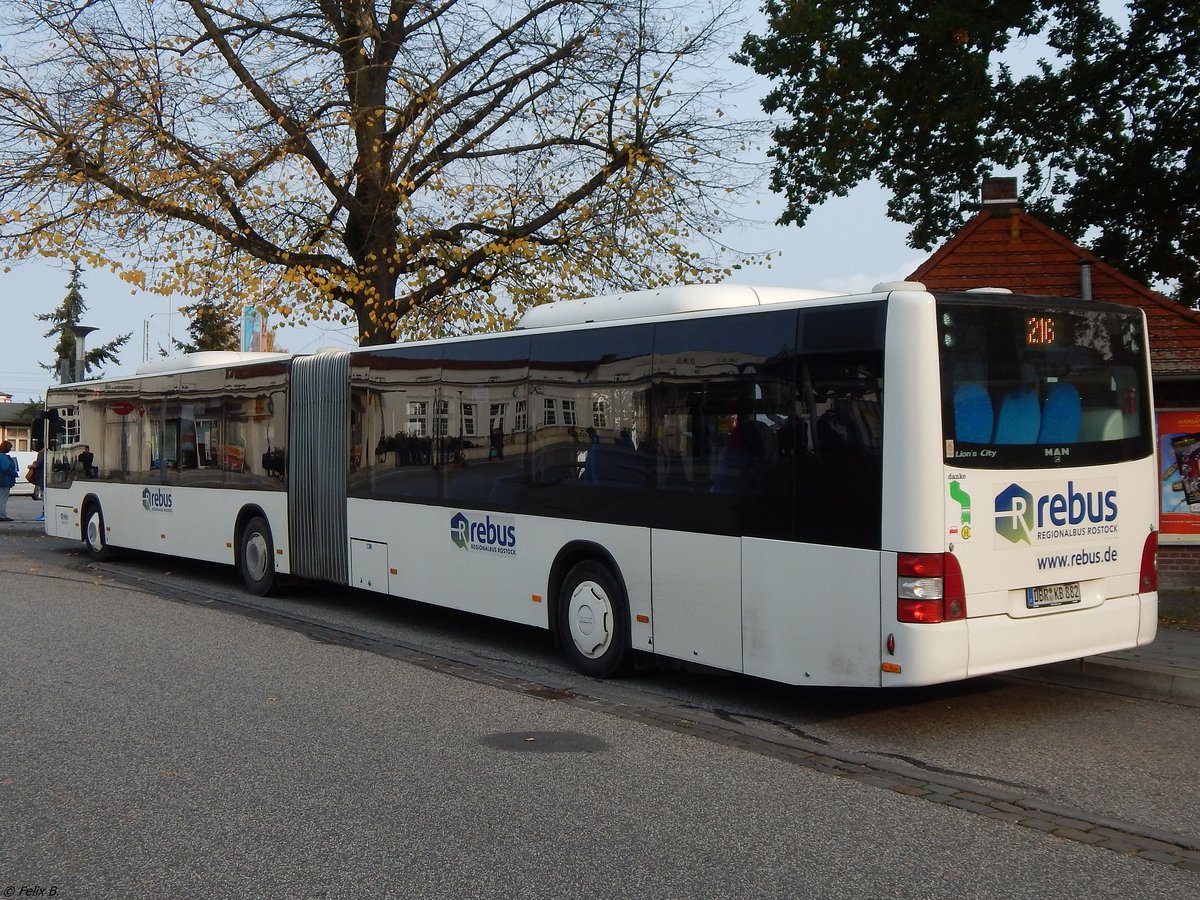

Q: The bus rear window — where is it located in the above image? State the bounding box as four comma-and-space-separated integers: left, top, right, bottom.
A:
938, 297, 1153, 469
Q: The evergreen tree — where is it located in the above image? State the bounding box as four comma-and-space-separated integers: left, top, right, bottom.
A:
37, 263, 131, 380
171, 302, 241, 353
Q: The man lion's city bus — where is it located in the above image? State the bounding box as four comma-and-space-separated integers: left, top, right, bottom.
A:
40, 282, 1158, 686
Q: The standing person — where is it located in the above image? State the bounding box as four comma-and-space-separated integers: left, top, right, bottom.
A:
0, 440, 17, 522
28, 439, 44, 520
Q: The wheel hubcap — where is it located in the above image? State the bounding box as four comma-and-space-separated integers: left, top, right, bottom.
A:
245, 533, 269, 581
87, 513, 103, 550
568, 580, 613, 659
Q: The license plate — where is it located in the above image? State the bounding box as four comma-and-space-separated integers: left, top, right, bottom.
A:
1026, 581, 1082, 608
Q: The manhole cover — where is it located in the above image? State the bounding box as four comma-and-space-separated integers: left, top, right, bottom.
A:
479, 731, 610, 753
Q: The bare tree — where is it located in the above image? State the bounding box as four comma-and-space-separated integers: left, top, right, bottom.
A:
0, 0, 758, 343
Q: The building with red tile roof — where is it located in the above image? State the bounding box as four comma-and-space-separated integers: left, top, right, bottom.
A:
909, 178, 1200, 584
911, 178, 1200, 390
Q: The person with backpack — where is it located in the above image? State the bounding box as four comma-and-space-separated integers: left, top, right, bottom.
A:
27, 439, 43, 497
0, 440, 18, 522
27, 439, 44, 520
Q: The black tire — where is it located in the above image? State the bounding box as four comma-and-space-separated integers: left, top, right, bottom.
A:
557, 560, 631, 678
239, 516, 276, 596
83, 502, 114, 561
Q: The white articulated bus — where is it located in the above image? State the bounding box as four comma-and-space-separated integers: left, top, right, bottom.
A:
41, 281, 1159, 686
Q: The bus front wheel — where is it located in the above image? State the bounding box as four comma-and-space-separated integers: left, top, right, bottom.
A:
558, 560, 631, 678
83, 502, 112, 562
239, 516, 276, 596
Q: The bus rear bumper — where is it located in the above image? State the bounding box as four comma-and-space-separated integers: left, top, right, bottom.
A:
965, 592, 1155, 679
881, 592, 1156, 687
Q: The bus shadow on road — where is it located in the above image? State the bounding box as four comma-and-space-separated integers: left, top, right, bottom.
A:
69, 543, 1045, 729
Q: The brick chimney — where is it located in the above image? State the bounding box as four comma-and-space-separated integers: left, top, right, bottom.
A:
981, 175, 1022, 241
981, 176, 1019, 217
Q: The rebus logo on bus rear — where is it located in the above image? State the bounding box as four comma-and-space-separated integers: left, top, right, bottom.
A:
450, 511, 517, 555
142, 486, 173, 512
994, 481, 1117, 545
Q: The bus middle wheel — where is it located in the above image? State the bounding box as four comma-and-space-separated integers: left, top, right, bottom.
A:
239, 516, 276, 596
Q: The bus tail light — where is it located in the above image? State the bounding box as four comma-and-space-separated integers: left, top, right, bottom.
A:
1140, 532, 1158, 593
897, 553, 966, 624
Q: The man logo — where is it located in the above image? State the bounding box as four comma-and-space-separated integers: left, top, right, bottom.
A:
450, 512, 470, 549
995, 483, 1034, 545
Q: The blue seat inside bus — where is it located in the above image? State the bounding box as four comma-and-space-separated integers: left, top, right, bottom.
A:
953, 383, 993, 443
1038, 382, 1082, 443
993, 386, 1041, 444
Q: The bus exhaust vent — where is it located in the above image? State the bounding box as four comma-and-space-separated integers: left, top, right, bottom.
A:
516, 284, 843, 329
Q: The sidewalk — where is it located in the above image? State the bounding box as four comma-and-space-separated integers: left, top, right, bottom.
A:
1029, 590, 1200, 706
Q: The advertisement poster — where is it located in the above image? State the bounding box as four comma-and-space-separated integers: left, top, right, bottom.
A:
1158, 409, 1200, 543
241, 306, 270, 352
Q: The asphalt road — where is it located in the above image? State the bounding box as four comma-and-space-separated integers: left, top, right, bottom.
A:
2, 510, 1198, 898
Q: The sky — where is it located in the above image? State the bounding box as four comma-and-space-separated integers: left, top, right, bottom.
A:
0, 3, 933, 405
0, 182, 926, 404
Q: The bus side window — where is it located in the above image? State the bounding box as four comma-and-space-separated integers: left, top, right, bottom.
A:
710, 416, 766, 493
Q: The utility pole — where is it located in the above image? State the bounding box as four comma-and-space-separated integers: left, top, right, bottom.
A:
66, 325, 98, 383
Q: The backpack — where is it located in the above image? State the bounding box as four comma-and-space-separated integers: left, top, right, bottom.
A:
0, 454, 16, 488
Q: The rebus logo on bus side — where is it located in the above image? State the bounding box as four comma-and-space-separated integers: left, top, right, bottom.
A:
449, 511, 517, 555
142, 486, 173, 512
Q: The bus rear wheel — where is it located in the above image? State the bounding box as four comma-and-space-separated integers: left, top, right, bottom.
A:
239, 516, 276, 596
558, 560, 631, 678
83, 502, 113, 562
